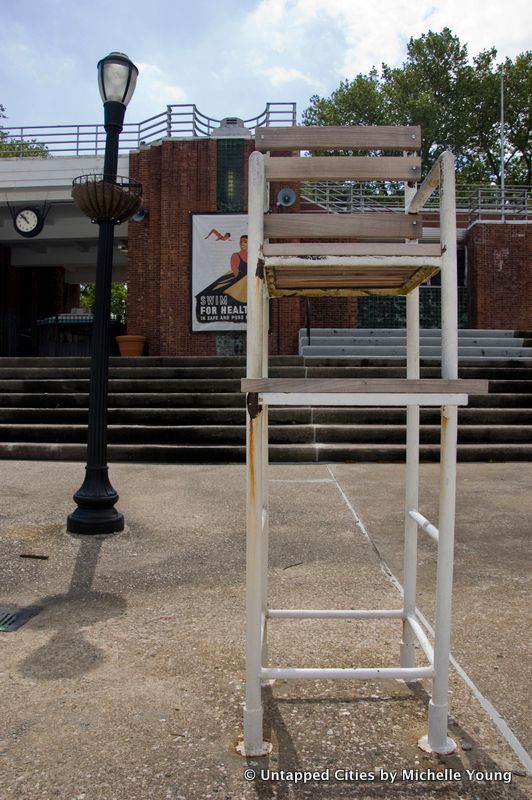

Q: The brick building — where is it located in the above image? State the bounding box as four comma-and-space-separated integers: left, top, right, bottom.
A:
0, 108, 530, 358
126, 132, 531, 356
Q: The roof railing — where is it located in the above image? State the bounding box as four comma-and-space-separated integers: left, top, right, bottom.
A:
0, 102, 297, 157
300, 181, 530, 221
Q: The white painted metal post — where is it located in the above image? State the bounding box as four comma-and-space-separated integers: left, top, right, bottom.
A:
421, 150, 458, 754
261, 284, 270, 675
402, 176, 420, 668
243, 151, 269, 755
402, 288, 420, 667
440, 151, 458, 382
422, 403, 458, 754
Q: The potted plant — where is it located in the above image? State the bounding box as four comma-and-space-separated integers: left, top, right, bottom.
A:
115, 333, 147, 356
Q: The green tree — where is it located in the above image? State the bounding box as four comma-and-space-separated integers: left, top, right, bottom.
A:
0, 104, 49, 157
303, 29, 531, 185
80, 283, 128, 324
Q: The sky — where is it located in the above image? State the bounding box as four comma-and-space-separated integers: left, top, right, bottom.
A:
0, 0, 531, 131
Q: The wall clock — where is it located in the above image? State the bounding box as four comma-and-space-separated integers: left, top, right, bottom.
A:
14, 207, 45, 238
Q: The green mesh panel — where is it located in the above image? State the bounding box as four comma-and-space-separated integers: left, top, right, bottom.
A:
357, 288, 468, 329
216, 140, 245, 212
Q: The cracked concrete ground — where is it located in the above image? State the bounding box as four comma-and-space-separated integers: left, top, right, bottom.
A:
0, 460, 530, 800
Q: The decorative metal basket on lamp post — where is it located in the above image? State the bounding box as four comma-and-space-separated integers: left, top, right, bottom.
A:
67, 52, 141, 536
72, 174, 142, 223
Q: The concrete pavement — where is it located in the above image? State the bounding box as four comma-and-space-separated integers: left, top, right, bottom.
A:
0, 460, 530, 799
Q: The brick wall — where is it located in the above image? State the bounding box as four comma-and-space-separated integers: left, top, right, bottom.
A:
467, 223, 531, 329
131, 139, 532, 356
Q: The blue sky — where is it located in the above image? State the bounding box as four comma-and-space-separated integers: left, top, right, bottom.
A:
1, 0, 531, 129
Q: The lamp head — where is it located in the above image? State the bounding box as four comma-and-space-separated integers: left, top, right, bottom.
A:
97, 52, 138, 107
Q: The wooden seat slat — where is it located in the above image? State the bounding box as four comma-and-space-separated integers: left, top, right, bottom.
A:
241, 378, 489, 394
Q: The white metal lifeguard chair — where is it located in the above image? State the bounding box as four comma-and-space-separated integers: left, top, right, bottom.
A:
239, 125, 488, 757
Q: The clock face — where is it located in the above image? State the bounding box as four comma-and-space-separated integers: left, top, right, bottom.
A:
14, 207, 44, 237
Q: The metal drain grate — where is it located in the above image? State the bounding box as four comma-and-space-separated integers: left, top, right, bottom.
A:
0, 606, 41, 632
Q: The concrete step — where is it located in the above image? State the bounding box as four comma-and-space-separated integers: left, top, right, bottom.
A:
0, 353, 530, 462
298, 328, 532, 360
1, 424, 529, 447
299, 328, 531, 339
2, 406, 530, 426
301, 346, 532, 358
0, 392, 246, 408
301, 336, 528, 348
0, 365, 307, 380
0, 442, 531, 463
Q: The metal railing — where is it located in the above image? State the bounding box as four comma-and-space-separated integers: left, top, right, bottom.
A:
300, 181, 530, 220
0, 103, 297, 157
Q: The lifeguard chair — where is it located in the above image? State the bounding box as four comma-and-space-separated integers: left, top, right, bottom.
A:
240, 126, 488, 756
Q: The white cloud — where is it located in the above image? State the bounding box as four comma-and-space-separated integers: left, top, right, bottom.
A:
262, 66, 316, 87
135, 62, 187, 107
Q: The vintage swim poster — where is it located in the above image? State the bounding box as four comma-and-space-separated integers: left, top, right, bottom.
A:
191, 214, 248, 332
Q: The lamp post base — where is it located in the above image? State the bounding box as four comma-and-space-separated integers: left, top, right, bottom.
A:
67, 467, 124, 535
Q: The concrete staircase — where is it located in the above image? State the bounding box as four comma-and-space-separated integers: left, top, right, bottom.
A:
299, 328, 532, 361
0, 351, 531, 462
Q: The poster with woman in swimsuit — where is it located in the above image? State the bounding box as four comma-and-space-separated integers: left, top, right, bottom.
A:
191, 214, 248, 332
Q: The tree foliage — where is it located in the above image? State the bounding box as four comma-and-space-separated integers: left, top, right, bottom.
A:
303, 29, 531, 185
0, 104, 49, 158
79, 283, 128, 324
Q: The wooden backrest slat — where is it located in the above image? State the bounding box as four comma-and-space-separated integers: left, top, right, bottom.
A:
265, 155, 421, 182
264, 213, 421, 241
256, 125, 421, 152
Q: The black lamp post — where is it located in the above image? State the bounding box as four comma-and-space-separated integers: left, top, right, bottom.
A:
67, 52, 140, 535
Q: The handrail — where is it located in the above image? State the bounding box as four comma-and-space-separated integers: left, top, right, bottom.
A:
0, 102, 297, 157
300, 180, 530, 218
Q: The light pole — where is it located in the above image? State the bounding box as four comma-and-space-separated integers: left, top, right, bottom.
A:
67, 52, 140, 535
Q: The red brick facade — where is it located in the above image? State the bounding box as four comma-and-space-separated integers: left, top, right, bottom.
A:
126, 139, 530, 356
467, 223, 532, 329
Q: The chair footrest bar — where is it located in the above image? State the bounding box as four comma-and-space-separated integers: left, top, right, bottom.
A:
406, 614, 434, 664
268, 608, 403, 620
261, 666, 434, 681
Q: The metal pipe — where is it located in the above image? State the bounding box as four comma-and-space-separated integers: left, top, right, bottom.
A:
261, 666, 434, 681
268, 608, 403, 620
440, 152, 458, 380
426, 403, 458, 753
243, 150, 268, 756
405, 614, 434, 664
409, 509, 439, 543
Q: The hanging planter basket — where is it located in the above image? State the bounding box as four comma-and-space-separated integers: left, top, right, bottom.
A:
72, 174, 143, 223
